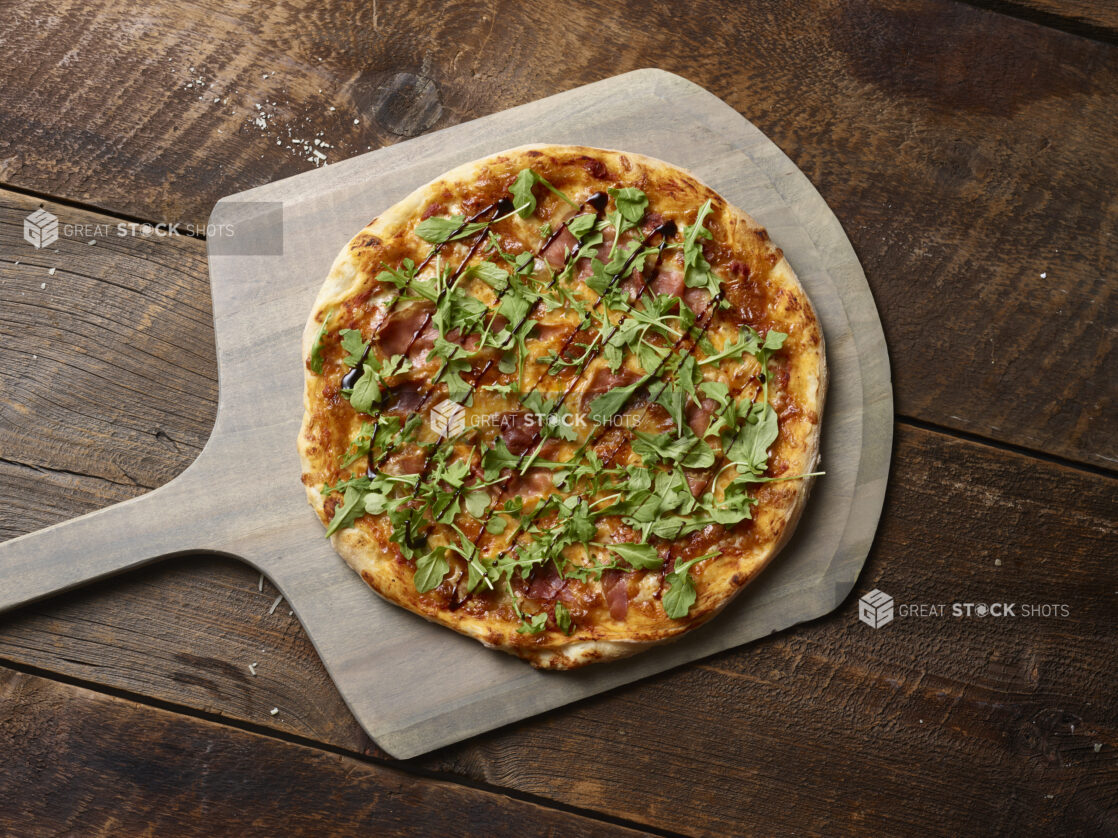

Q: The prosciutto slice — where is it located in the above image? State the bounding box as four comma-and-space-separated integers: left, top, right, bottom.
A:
686, 397, 719, 438
388, 446, 427, 475
600, 569, 630, 620
498, 411, 537, 455
682, 286, 711, 315
580, 366, 643, 412
377, 305, 437, 363
541, 227, 578, 269
386, 382, 426, 413
503, 466, 554, 499
651, 269, 686, 298
534, 322, 571, 345
527, 562, 568, 601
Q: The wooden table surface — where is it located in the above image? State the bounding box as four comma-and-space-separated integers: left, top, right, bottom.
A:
1, 1, 1115, 835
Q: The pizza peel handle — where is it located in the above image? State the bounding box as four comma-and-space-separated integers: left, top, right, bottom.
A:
0, 454, 230, 613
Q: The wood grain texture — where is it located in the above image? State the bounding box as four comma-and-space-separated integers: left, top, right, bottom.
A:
0, 190, 217, 493
3, 425, 1114, 836
0, 667, 651, 838
969, 0, 1118, 37
0, 0, 1113, 467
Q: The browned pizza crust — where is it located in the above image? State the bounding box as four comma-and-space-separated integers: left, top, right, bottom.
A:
298, 144, 826, 668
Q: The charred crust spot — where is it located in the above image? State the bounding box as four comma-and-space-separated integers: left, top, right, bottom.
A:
351, 234, 382, 249
579, 155, 609, 180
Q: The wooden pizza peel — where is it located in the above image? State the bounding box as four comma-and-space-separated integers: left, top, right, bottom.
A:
0, 70, 892, 758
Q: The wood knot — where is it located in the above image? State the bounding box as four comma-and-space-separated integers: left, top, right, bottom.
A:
370, 72, 442, 137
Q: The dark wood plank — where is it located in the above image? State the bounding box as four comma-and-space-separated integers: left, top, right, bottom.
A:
0, 1, 1114, 466
0, 667, 651, 838
3, 422, 1114, 836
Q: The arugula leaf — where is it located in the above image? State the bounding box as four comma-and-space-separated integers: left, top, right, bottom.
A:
655, 385, 687, 434
566, 212, 597, 240
486, 516, 508, 535
662, 553, 715, 619
510, 169, 539, 218
347, 363, 381, 414
761, 329, 787, 353
564, 500, 597, 543
443, 357, 474, 404
415, 215, 487, 243
338, 328, 369, 367
465, 490, 489, 519
603, 238, 649, 278
608, 187, 649, 225
321, 475, 372, 496
340, 420, 379, 467
554, 601, 573, 635
631, 430, 716, 469
497, 285, 534, 325
481, 438, 522, 480
608, 542, 662, 570
308, 312, 331, 374
727, 402, 779, 475
376, 259, 417, 290
584, 258, 611, 295
517, 612, 548, 634
680, 199, 720, 297
699, 326, 760, 367
509, 168, 579, 219
603, 339, 625, 372
364, 491, 389, 515
648, 516, 707, 539
632, 431, 690, 464
706, 476, 759, 526
324, 486, 365, 537
700, 380, 731, 407
413, 548, 450, 593
470, 260, 509, 289
587, 375, 649, 424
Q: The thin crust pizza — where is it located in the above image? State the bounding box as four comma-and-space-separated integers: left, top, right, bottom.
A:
298, 144, 826, 669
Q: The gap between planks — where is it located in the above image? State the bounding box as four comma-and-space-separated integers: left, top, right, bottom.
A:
0, 655, 686, 838
954, 0, 1118, 45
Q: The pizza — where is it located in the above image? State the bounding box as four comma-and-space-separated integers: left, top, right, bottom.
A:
298, 144, 826, 669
